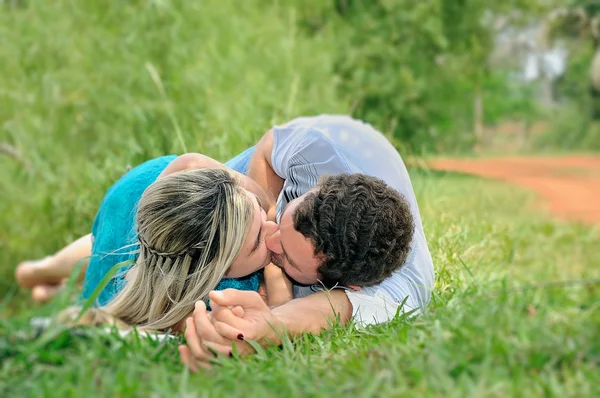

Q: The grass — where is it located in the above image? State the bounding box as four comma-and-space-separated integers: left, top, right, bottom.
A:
2, 170, 599, 397
1, 1, 599, 397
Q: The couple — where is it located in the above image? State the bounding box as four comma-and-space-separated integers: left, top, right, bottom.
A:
16, 114, 434, 369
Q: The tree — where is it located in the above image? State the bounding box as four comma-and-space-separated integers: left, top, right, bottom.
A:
546, 0, 600, 117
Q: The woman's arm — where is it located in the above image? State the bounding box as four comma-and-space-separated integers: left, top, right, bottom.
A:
158, 153, 210, 178
159, 153, 275, 213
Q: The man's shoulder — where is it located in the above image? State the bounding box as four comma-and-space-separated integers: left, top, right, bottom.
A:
273, 122, 335, 147
273, 124, 352, 169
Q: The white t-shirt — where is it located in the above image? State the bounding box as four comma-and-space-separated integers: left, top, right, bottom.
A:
270, 115, 435, 326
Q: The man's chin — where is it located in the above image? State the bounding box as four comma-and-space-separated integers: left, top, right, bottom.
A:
283, 272, 319, 287
286, 276, 313, 286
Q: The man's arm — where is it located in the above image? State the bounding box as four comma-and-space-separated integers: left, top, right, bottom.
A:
211, 289, 352, 344
271, 290, 353, 337
247, 130, 283, 220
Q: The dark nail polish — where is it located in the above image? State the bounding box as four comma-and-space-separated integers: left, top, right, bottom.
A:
237, 334, 244, 341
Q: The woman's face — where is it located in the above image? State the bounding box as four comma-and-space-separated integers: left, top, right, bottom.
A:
226, 193, 279, 278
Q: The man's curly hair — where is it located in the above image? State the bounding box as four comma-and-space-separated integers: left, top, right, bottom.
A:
292, 174, 414, 287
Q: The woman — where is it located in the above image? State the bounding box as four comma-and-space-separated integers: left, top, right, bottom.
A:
16, 149, 291, 332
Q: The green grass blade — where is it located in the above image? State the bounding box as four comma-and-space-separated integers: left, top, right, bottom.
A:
76, 259, 135, 319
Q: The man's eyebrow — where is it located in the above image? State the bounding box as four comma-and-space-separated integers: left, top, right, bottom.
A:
280, 242, 300, 270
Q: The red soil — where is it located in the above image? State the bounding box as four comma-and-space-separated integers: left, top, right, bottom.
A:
427, 156, 600, 225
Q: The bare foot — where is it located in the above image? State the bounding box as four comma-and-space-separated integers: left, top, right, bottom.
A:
31, 284, 63, 303
15, 256, 61, 288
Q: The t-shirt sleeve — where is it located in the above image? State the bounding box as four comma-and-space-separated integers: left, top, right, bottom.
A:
344, 289, 415, 326
293, 283, 419, 327
271, 123, 353, 181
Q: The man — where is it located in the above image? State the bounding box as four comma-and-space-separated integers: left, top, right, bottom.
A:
180, 115, 435, 370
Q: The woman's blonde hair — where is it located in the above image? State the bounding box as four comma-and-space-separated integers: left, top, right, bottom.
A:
62, 168, 254, 332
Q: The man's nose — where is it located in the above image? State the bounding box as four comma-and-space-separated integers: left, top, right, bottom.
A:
265, 229, 282, 254
264, 220, 278, 235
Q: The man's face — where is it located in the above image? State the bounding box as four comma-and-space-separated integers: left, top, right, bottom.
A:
265, 194, 322, 285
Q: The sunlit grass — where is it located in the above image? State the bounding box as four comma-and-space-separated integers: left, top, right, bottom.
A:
1, 1, 598, 397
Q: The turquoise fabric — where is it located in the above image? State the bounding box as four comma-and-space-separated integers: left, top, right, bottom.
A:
82, 147, 258, 306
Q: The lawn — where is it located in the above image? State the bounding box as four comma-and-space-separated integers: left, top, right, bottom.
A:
2, 170, 599, 397
1, 1, 599, 397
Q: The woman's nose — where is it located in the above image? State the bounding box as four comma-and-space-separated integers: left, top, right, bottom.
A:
265, 229, 282, 254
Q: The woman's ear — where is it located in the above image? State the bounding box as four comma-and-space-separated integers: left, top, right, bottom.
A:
347, 285, 360, 291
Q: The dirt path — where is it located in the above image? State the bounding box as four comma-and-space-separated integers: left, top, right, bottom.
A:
427, 155, 600, 225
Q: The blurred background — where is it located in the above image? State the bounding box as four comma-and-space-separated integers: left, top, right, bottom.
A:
1, 0, 599, 302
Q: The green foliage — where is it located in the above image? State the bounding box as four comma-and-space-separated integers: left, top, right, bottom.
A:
484, 71, 541, 124
535, 104, 600, 150
570, 0, 600, 17
296, 0, 544, 153
557, 42, 595, 102
540, 33, 600, 150
537, 105, 593, 150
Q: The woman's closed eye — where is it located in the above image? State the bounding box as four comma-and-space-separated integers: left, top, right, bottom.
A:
251, 228, 263, 253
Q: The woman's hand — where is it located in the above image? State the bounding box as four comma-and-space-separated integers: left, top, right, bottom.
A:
179, 300, 248, 372
179, 289, 285, 372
